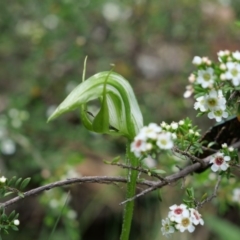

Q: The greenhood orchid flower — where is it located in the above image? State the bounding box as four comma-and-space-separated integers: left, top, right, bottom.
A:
48, 71, 143, 140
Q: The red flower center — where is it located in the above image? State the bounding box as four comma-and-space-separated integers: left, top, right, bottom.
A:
193, 211, 199, 220
136, 140, 142, 148
174, 208, 183, 215
215, 156, 224, 165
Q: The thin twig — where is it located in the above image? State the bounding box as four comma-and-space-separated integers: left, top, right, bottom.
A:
196, 175, 222, 209
173, 147, 207, 167
110, 162, 167, 181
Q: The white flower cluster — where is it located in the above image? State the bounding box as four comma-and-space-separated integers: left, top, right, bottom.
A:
161, 204, 204, 237
131, 123, 174, 157
185, 50, 240, 122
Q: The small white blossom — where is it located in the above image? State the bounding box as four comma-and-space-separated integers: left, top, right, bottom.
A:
139, 123, 162, 140
220, 63, 226, 70
232, 51, 240, 61
221, 143, 228, 148
217, 50, 226, 58
228, 146, 234, 152
131, 136, 149, 157
188, 74, 196, 83
161, 218, 175, 237
179, 120, 184, 125
0, 176, 6, 183
171, 133, 177, 140
225, 50, 230, 55
13, 219, 20, 226
194, 96, 207, 112
175, 215, 195, 233
0, 139, 16, 155
160, 121, 167, 128
192, 56, 202, 65
208, 109, 228, 122
204, 90, 226, 111
157, 132, 174, 150
143, 155, 156, 168
232, 188, 240, 203
171, 122, 178, 130
168, 204, 189, 222
189, 208, 204, 226
194, 131, 200, 137
220, 73, 226, 81
189, 129, 194, 134
184, 85, 193, 98
210, 153, 231, 172
196, 68, 215, 88
225, 62, 240, 86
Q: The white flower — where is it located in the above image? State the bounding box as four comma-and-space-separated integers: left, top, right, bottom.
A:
157, 132, 174, 150
196, 68, 215, 88
220, 73, 226, 81
139, 123, 162, 140
184, 87, 193, 98
220, 64, 226, 70
204, 90, 226, 111
131, 136, 150, 157
175, 216, 195, 233
161, 218, 175, 237
221, 143, 227, 148
171, 122, 178, 130
13, 219, 20, 226
143, 155, 156, 168
189, 129, 194, 134
217, 50, 226, 58
188, 74, 196, 83
194, 96, 207, 112
189, 208, 204, 225
209, 153, 231, 172
0, 139, 16, 155
160, 121, 167, 128
192, 56, 202, 65
179, 120, 184, 125
228, 147, 234, 152
0, 176, 6, 183
232, 188, 240, 203
208, 109, 228, 122
168, 204, 189, 222
232, 51, 240, 61
225, 62, 240, 86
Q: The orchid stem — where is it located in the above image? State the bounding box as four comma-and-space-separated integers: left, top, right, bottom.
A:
120, 140, 139, 240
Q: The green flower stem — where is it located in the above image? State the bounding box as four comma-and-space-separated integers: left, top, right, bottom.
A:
120, 140, 139, 240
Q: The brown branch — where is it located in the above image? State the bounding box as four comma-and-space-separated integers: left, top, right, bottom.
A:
2, 140, 240, 209
1, 176, 154, 209
120, 156, 212, 205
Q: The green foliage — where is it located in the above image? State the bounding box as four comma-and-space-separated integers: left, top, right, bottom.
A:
205, 215, 240, 240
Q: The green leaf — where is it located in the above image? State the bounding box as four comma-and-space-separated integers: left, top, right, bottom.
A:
150, 169, 166, 174
17, 192, 24, 198
111, 156, 120, 164
15, 178, 22, 188
20, 178, 31, 190
205, 215, 240, 240
201, 192, 208, 201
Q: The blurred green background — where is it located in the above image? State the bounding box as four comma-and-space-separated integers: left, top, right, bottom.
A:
1, 0, 240, 239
